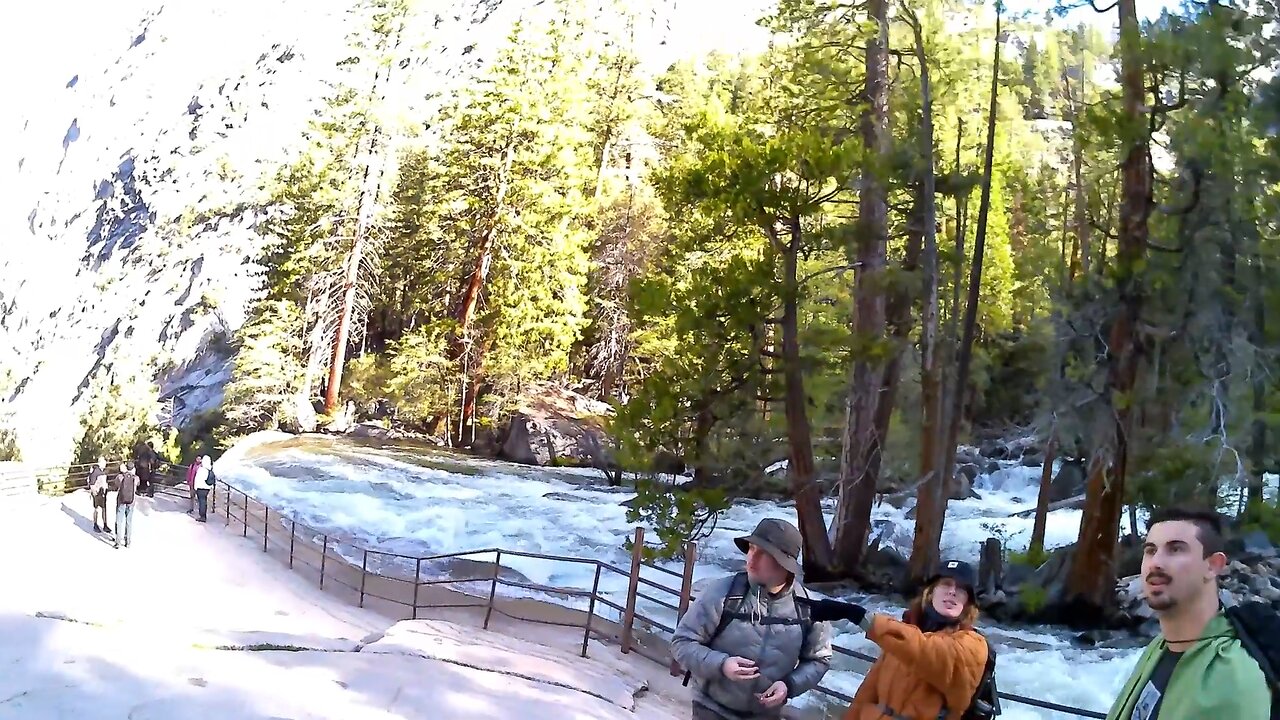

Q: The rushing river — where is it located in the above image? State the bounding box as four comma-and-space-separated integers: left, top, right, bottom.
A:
217, 432, 1146, 719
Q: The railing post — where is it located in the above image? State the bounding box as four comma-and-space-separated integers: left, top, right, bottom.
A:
677, 541, 698, 622
621, 527, 645, 654
320, 535, 328, 590
263, 506, 270, 552
211, 479, 217, 514
289, 520, 296, 569
226, 483, 231, 524
359, 550, 369, 608
412, 558, 422, 620
483, 549, 502, 630
242, 491, 248, 537
582, 562, 602, 658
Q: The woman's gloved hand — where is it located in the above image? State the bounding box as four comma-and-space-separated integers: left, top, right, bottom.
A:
796, 596, 867, 625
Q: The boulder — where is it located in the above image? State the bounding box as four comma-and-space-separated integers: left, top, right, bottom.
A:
956, 463, 981, 483
1001, 561, 1036, 593
292, 395, 318, 434
497, 385, 615, 469
1020, 451, 1045, 468
500, 412, 613, 468
955, 446, 982, 467
471, 426, 503, 457
1049, 457, 1087, 502
349, 422, 393, 439
1239, 530, 1277, 560
948, 472, 975, 501
981, 459, 1001, 475
979, 440, 1009, 460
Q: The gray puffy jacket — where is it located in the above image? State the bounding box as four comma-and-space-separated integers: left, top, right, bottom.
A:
671, 573, 832, 718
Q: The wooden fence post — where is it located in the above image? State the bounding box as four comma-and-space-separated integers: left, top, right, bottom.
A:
677, 541, 698, 621
621, 527, 645, 654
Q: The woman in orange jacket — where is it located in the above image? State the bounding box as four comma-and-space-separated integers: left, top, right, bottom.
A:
798, 560, 989, 720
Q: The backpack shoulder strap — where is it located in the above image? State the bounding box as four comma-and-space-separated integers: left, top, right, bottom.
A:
709, 572, 750, 641
1225, 603, 1280, 696
792, 582, 813, 634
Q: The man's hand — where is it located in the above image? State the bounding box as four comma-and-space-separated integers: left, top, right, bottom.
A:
721, 656, 760, 682
796, 596, 867, 625
756, 680, 788, 708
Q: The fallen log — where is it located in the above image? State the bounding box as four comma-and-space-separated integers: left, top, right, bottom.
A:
1011, 493, 1086, 518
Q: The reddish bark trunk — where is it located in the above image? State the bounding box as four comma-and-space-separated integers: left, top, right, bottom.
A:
1030, 434, 1057, 555
451, 145, 516, 435
1064, 0, 1149, 613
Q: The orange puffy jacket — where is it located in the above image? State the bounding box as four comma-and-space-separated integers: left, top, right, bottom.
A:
843, 613, 988, 720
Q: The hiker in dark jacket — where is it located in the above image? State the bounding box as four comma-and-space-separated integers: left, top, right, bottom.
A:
132, 440, 156, 497
88, 457, 111, 533
114, 461, 139, 549
670, 518, 833, 719
799, 561, 989, 720
1105, 507, 1269, 720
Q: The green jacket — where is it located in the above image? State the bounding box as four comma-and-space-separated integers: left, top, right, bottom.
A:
1107, 613, 1270, 720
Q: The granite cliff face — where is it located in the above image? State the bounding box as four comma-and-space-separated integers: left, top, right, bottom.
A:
0, 0, 536, 464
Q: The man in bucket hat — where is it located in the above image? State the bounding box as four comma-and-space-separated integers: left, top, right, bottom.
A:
670, 518, 832, 719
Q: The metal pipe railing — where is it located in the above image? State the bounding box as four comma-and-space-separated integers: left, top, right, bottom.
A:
166, 475, 1111, 720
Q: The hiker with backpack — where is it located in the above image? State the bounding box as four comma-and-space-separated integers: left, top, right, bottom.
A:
796, 560, 993, 720
192, 455, 215, 522
669, 518, 833, 719
1106, 506, 1273, 720
88, 456, 112, 534
113, 461, 139, 549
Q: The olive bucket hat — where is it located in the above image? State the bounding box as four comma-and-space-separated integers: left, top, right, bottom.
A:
734, 518, 803, 576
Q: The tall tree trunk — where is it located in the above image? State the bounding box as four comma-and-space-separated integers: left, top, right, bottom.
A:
1248, 247, 1267, 509
451, 144, 516, 435
950, 119, 967, 338
778, 219, 838, 575
1064, 0, 1150, 616
907, 8, 947, 586
457, 145, 516, 338
941, 2, 1002, 518
1069, 70, 1091, 278
833, 0, 891, 573
321, 8, 407, 414
324, 111, 390, 415
1030, 432, 1057, 555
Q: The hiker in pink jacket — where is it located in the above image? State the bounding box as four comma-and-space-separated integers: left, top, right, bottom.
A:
185, 458, 199, 514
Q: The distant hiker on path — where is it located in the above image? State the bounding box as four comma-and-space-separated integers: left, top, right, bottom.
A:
186, 458, 200, 515
670, 518, 832, 719
796, 561, 992, 720
192, 455, 214, 522
132, 440, 156, 498
1105, 507, 1272, 720
88, 457, 111, 534
114, 461, 138, 549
